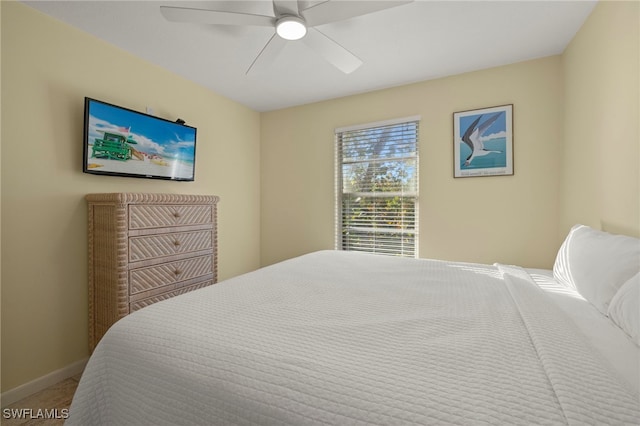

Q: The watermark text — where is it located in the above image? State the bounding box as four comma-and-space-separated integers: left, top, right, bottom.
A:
2, 408, 69, 420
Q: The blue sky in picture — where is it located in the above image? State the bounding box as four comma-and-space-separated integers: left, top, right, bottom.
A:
87, 99, 196, 161
459, 112, 506, 140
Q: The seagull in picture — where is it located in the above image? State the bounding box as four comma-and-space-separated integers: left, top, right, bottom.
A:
461, 112, 504, 167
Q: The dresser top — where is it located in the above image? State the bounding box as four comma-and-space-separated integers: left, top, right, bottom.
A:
86, 193, 219, 204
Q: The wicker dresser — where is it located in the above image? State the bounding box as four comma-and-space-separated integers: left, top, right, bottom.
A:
86, 193, 219, 352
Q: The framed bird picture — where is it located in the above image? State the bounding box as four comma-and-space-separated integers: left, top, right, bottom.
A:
453, 104, 513, 178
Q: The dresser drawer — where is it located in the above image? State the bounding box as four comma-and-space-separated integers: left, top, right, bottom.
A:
129, 230, 213, 262
129, 255, 213, 295
129, 280, 213, 312
129, 204, 212, 229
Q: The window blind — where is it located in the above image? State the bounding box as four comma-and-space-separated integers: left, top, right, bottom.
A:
335, 118, 419, 257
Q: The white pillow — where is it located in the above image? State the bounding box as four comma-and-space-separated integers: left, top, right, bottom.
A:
608, 273, 639, 346
553, 224, 640, 314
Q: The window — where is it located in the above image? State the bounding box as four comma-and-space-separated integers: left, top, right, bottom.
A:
335, 117, 419, 257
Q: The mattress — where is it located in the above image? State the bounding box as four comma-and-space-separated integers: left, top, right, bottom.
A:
67, 250, 640, 425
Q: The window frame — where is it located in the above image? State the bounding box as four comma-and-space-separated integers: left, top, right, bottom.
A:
335, 116, 420, 258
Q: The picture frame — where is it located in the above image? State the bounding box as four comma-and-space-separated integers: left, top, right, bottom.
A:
453, 104, 513, 178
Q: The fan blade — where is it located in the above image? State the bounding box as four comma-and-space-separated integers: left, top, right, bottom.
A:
302, 28, 362, 74
160, 6, 274, 26
246, 34, 287, 74
303, 0, 412, 27
272, 0, 300, 17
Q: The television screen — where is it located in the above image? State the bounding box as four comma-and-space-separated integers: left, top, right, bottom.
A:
83, 97, 197, 181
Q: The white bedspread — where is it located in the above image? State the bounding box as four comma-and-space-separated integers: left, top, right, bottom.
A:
67, 251, 640, 425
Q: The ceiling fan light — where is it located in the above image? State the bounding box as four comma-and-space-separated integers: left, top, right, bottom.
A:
276, 16, 307, 41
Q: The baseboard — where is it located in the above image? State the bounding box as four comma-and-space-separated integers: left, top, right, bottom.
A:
1, 358, 88, 408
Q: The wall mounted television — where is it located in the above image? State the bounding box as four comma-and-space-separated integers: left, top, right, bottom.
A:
83, 97, 197, 181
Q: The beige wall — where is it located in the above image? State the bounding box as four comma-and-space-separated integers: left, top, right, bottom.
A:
561, 0, 639, 238
1, 2, 261, 392
261, 0, 640, 268
261, 57, 564, 268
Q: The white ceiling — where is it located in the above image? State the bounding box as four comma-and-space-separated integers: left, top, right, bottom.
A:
23, 0, 597, 112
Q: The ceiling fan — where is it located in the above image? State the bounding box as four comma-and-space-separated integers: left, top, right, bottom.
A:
160, 0, 412, 74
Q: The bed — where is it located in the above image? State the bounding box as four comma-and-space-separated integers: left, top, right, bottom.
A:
67, 225, 640, 425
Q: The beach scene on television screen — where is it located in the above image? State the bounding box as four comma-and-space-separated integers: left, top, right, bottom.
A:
86, 102, 195, 179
